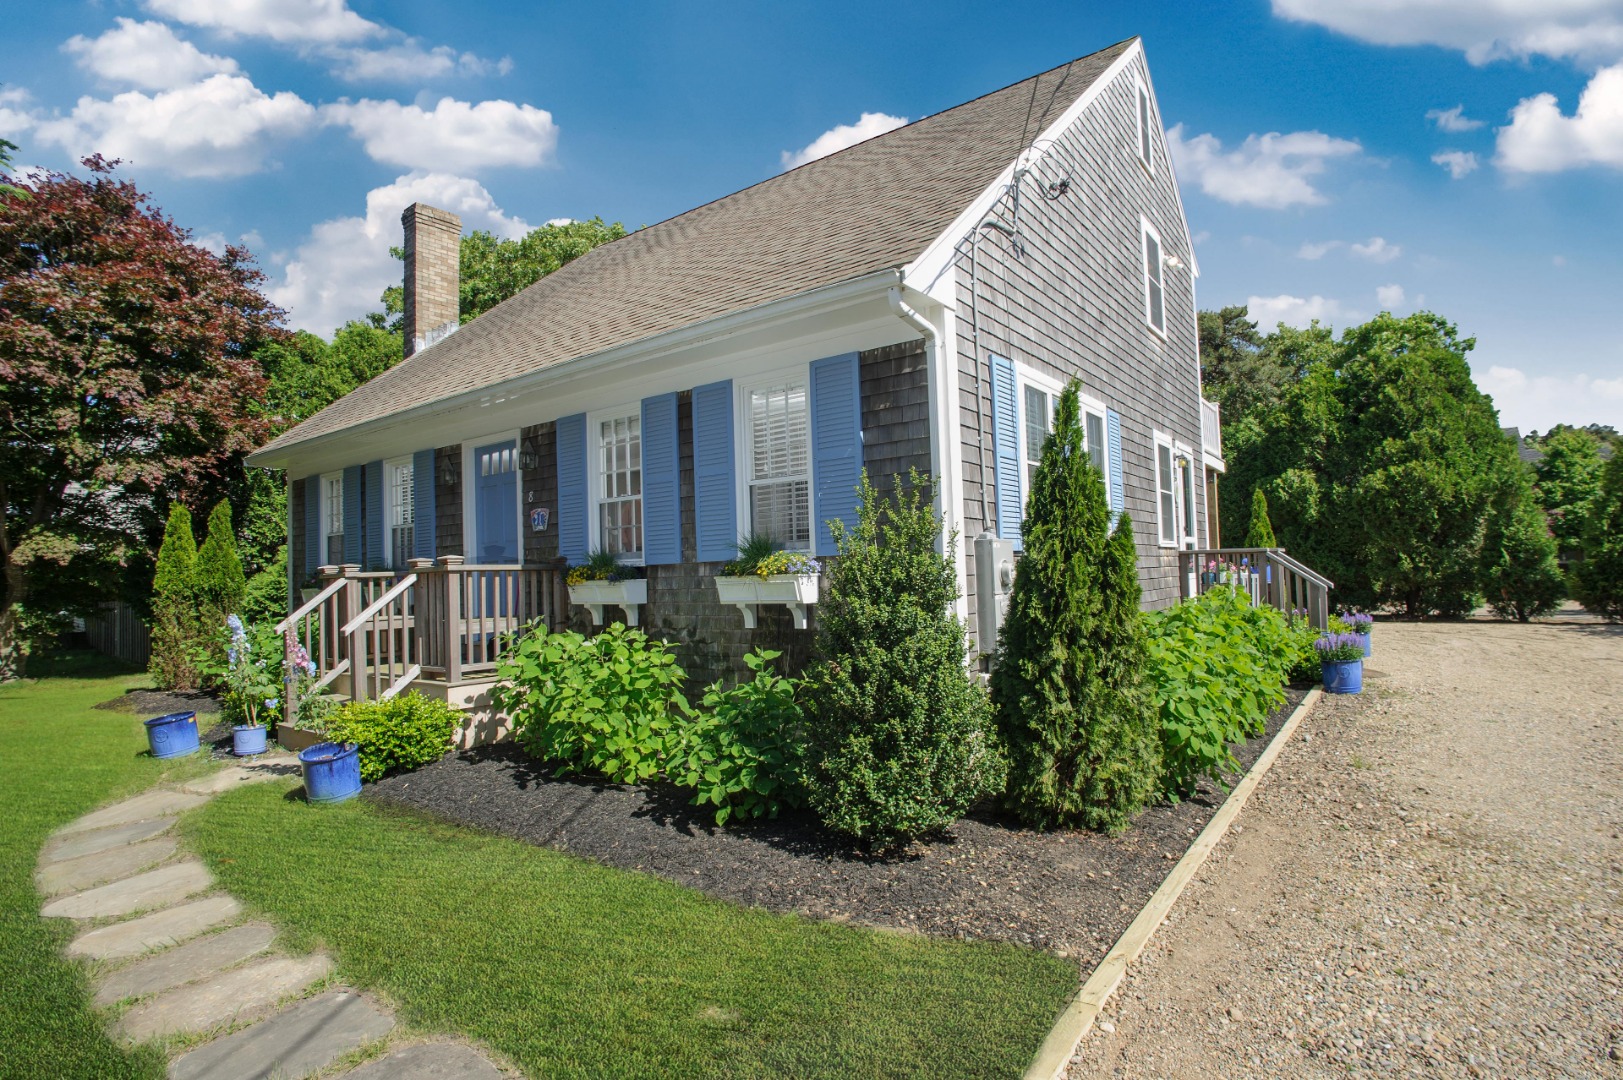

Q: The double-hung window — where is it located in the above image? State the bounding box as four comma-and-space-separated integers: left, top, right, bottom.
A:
1136, 81, 1154, 172
746, 380, 812, 550
595, 412, 643, 560
322, 473, 344, 565
384, 457, 414, 568
1142, 219, 1166, 336
1018, 367, 1109, 499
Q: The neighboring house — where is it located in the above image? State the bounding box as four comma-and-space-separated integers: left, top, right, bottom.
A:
249, 36, 1223, 708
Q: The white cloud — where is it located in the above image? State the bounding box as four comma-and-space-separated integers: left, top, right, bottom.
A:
1351, 236, 1402, 262
32, 74, 316, 178
1247, 293, 1352, 327
1375, 283, 1407, 308
144, 0, 382, 45
1426, 104, 1485, 131
1271, 0, 1623, 67
1297, 239, 1341, 259
1477, 364, 1623, 431
269, 172, 530, 334
325, 43, 513, 83
1432, 149, 1480, 177
194, 231, 228, 255
1166, 125, 1362, 209
0, 87, 34, 139
324, 97, 558, 171
1496, 63, 1623, 172
782, 112, 908, 169
63, 18, 239, 91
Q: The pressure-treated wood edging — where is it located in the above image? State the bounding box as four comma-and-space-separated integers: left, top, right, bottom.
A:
1024, 687, 1325, 1080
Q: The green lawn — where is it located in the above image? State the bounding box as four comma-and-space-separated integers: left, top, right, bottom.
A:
186, 784, 1074, 1079
0, 651, 213, 1080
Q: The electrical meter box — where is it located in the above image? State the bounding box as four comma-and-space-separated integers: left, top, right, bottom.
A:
973, 533, 1016, 667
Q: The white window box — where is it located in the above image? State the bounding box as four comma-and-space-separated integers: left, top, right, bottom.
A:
568, 578, 648, 627
714, 573, 819, 630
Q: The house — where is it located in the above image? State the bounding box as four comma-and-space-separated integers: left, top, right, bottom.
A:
248, 36, 1236, 730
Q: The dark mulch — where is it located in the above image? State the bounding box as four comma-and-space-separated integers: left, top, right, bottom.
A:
370, 686, 1309, 962
94, 688, 221, 717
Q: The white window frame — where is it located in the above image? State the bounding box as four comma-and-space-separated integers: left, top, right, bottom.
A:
320, 471, 344, 566
1135, 78, 1154, 174
1141, 218, 1167, 338
460, 430, 524, 565
1153, 432, 1177, 548
382, 455, 415, 569
1153, 431, 1198, 549
1015, 364, 1110, 509
736, 367, 814, 554
587, 404, 645, 565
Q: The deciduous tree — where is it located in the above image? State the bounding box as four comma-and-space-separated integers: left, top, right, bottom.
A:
1574, 452, 1623, 621
1530, 427, 1605, 555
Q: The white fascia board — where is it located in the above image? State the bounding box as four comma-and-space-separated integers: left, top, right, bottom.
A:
1137, 43, 1200, 279
903, 40, 1143, 302
251, 269, 904, 477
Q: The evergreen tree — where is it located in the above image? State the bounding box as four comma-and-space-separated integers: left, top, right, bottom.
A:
991, 383, 1161, 831
801, 470, 1006, 850
1479, 472, 1564, 622
149, 504, 200, 689
1244, 488, 1277, 548
1574, 452, 1623, 621
197, 500, 247, 625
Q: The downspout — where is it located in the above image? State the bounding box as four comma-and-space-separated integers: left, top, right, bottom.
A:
887, 286, 941, 529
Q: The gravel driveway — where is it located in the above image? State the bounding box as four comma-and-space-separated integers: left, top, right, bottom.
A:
1068, 616, 1622, 1078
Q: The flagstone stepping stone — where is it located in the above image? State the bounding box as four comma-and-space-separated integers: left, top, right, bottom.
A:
54, 790, 209, 837
342, 1041, 505, 1079
37, 835, 180, 898
180, 760, 300, 796
68, 896, 242, 961
165, 987, 391, 1080
40, 816, 177, 865
94, 923, 277, 1006
41, 860, 212, 920
116, 953, 333, 1042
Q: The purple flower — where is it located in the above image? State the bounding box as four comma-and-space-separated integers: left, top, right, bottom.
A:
265, 698, 279, 710
304, 661, 317, 677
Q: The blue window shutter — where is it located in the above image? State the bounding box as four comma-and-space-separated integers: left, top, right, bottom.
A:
640, 393, 681, 566
342, 465, 363, 565
691, 380, 737, 563
363, 460, 385, 569
989, 355, 1022, 551
1106, 408, 1126, 519
810, 352, 863, 556
413, 449, 436, 560
303, 476, 321, 575
555, 414, 588, 564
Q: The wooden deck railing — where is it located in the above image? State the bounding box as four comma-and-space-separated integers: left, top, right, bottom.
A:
1178, 547, 1334, 629
413, 556, 570, 683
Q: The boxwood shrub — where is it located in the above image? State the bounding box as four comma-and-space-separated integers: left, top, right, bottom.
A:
325, 692, 460, 783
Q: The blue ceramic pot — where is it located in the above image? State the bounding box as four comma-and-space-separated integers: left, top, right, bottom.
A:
1321, 659, 1363, 695
1357, 632, 1371, 658
299, 741, 361, 803
144, 712, 200, 759
232, 724, 268, 757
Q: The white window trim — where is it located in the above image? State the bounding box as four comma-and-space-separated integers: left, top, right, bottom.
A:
1141, 217, 1168, 339
1153, 431, 1177, 549
319, 471, 344, 566
461, 430, 524, 565
1177, 443, 1198, 548
1134, 78, 1154, 175
587, 403, 645, 566
382, 455, 414, 569
1153, 432, 1199, 549
1015, 362, 1110, 511
735, 365, 815, 555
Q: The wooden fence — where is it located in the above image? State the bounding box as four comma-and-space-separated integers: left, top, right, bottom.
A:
82, 602, 151, 668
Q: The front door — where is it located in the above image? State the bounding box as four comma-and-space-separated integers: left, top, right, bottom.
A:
472, 440, 519, 564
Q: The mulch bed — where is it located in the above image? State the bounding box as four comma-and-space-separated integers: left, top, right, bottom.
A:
369, 686, 1309, 963
94, 688, 221, 716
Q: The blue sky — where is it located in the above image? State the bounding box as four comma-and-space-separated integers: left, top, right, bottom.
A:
3, 0, 1620, 433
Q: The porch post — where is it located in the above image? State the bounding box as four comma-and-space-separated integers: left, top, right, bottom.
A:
439, 554, 464, 685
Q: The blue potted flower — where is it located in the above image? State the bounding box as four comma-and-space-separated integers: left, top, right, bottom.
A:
1315, 632, 1365, 694
219, 615, 277, 755
1341, 611, 1373, 656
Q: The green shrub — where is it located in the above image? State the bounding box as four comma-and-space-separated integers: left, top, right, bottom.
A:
1480, 483, 1564, 622
1244, 488, 1277, 548
242, 547, 290, 626
1573, 452, 1623, 621
802, 470, 1005, 850
1143, 588, 1292, 799
991, 383, 1161, 832
492, 623, 689, 784
324, 692, 460, 783
149, 503, 201, 690
665, 649, 805, 824
196, 500, 247, 628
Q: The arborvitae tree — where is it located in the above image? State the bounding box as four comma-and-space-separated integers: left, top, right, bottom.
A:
149, 504, 200, 689
1479, 472, 1564, 622
991, 383, 1162, 831
801, 469, 1006, 850
1574, 452, 1623, 621
1244, 488, 1277, 548
196, 500, 247, 627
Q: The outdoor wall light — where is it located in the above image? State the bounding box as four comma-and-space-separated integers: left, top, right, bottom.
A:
439, 458, 457, 487
519, 447, 538, 471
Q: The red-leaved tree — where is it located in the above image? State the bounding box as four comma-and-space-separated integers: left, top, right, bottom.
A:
0, 157, 281, 677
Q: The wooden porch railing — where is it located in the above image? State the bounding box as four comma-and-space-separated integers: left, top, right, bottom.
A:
412, 556, 570, 683
1178, 547, 1334, 629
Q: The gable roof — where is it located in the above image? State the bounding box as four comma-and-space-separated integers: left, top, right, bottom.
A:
253, 38, 1136, 462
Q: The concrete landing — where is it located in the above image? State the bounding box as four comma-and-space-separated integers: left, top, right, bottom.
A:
67, 896, 241, 961
115, 953, 333, 1041
54, 790, 208, 837
94, 923, 277, 1006
343, 1041, 506, 1079
166, 989, 394, 1080
41, 860, 212, 920
40, 816, 177, 865
37, 835, 179, 897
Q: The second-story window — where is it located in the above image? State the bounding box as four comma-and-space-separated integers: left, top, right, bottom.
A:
1143, 220, 1166, 336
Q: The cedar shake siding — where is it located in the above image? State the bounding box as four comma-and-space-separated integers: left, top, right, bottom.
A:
954, 52, 1203, 646
860, 339, 933, 505
289, 477, 307, 588
434, 446, 463, 558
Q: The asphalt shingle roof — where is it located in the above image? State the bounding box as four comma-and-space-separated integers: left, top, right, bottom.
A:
254, 39, 1133, 459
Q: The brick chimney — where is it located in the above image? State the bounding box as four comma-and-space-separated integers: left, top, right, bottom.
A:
401, 203, 462, 358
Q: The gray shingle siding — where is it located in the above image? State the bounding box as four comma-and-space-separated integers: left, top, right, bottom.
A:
953, 54, 1203, 647
434, 446, 463, 557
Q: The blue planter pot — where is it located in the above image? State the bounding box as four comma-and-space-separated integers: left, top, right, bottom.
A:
1321, 659, 1363, 695
1357, 632, 1372, 658
299, 742, 361, 804
144, 711, 200, 759
232, 724, 268, 757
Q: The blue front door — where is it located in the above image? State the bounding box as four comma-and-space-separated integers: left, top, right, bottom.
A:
473, 440, 518, 564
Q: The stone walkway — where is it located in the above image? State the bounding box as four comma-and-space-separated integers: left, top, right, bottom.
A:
38, 753, 508, 1079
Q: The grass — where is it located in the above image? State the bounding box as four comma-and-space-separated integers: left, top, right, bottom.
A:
0, 650, 214, 1080
185, 786, 1077, 1079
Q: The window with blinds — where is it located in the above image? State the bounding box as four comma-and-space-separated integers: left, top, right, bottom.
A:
748, 381, 811, 549
387, 459, 414, 568
598, 414, 642, 558
1023, 384, 1050, 492
323, 473, 344, 564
